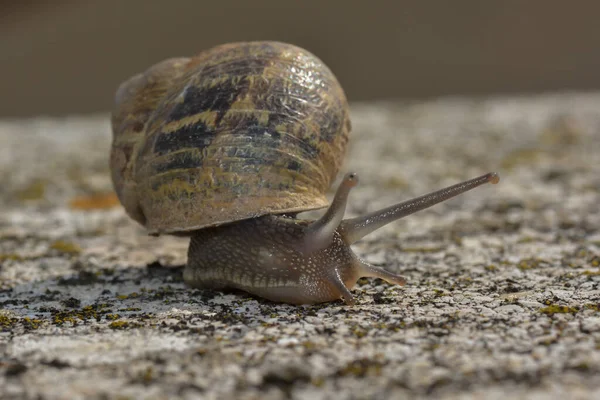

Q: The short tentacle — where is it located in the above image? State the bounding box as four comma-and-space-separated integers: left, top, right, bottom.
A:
353, 258, 407, 286
339, 172, 499, 244
302, 172, 358, 254
328, 269, 356, 305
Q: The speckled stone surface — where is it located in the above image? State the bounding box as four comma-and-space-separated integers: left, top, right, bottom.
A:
1, 94, 599, 400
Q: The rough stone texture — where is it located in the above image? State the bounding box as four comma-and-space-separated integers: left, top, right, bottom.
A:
1, 93, 599, 400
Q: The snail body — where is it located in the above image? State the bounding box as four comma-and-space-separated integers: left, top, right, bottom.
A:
110, 41, 499, 305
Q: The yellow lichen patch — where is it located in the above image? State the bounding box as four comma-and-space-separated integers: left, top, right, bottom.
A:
516, 258, 548, 270
109, 321, 130, 329
0, 313, 16, 327
56, 305, 108, 324
0, 314, 43, 330
16, 180, 46, 201
0, 253, 24, 262
311, 377, 325, 387
356, 278, 370, 286
338, 358, 384, 377
49, 240, 81, 255
139, 367, 154, 384
116, 292, 140, 300
22, 317, 43, 329
539, 305, 579, 315
108, 320, 141, 330
69, 192, 120, 210
352, 327, 368, 339
582, 269, 600, 276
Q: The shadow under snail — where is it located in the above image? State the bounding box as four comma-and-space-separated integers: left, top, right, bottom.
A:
110, 41, 499, 305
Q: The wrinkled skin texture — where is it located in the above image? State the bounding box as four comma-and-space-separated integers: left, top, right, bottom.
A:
185, 215, 363, 305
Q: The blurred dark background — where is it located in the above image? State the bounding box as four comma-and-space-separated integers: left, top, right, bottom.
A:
2, 0, 600, 117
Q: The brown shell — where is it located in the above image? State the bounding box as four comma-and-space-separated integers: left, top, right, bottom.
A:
110, 41, 351, 235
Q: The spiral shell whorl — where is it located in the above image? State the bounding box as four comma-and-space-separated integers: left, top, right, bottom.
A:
111, 41, 350, 234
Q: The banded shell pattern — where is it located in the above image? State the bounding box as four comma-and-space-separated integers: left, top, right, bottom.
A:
110, 41, 351, 234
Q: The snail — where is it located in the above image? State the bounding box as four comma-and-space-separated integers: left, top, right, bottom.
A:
110, 41, 499, 305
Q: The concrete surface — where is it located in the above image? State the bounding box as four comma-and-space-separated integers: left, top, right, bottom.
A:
1, 93, 599, 399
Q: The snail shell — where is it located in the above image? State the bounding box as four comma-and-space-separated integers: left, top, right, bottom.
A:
110, 41, 499, 305
110, 41, 350, 235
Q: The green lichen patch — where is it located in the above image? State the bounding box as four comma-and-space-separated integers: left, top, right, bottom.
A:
116, 292, 141, 300
433, 289, 449, 297
0, 313, 17, 328
0, 313, 44, 331
0, 253, 25, 262
352, 327, 368, 339
21, 317, 43, 330
539, 305, 579, 316
108, 319, 144, 330
133, 366, 155, 385
49, 240, 81, 255
356, 278, 370, 286
561, 248, 600, 270
516, 258, 550, 271
337, 358, 385, 377
51, 304, 113, 326
109, 321, 131, 330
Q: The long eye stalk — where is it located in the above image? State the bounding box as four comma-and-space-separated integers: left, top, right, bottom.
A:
302, 173, 358, 253
338, 172, 499, 244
